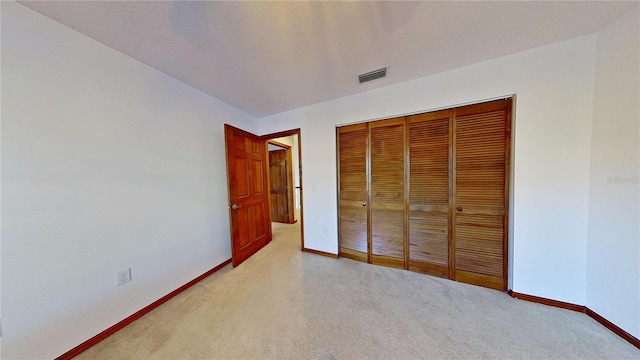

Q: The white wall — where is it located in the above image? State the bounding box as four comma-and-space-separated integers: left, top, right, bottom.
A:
260, 34, 598, 305
586, 6, 640, 339
1, 3, 258, 359
3, 1, 637, 357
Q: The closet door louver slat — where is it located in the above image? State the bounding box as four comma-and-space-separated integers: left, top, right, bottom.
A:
337, 124, 368, 262
408, 110, 452, 278
370, 118, 406, 269
454, 101, 510, 290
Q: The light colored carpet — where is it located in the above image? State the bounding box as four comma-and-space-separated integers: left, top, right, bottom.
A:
77, 220, 640, 359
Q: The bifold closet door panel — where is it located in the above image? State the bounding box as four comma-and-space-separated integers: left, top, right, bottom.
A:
408, 110, 452, 278
337, 124, 368, 262
370, 118, 406, 269
453, 99, 511, 290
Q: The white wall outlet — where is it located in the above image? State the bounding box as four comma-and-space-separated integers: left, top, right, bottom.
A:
116, 268, 131, 286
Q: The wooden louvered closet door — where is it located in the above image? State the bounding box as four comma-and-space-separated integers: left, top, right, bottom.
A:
337, 123, 368, 262
408, 110, 452, 278
335, 98, 511, 291
370, 118, 406, 269
453, 100, 511, 290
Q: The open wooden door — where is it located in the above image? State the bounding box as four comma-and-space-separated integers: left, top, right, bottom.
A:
268, 148, 294, 223
224, 124, 272, 267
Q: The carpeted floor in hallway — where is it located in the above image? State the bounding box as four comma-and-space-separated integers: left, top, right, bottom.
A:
77, 220, 640, 359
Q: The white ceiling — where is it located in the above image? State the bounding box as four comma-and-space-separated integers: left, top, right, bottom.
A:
19, 1, 638, 118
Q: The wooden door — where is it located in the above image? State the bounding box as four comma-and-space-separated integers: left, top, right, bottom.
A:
408, 110, 452, 278
269, 149, 291, 223
453, 99, 511, 290
370, 118, 406, 269
335, 98, 511, 291
337, 123, 368, 262
224, 124, 272, 267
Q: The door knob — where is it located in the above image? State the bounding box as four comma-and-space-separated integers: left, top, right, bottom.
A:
362, 202, 367, 207
456, 207, 463, 212
230, 204, 242, 210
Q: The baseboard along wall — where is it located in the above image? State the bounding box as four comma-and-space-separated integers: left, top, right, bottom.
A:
56, 259, 232, 360
54, 259, 638, 359
508, 290, 640, 350
302, 247, 339, 259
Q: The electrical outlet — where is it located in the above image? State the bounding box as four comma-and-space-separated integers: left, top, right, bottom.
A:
116, 268, 131, 286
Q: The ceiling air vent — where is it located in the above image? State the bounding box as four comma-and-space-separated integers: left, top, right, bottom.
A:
358, 67, 387, 84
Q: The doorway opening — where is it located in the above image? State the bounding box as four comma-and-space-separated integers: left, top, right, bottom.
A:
267, 140, 296, 224
263, 129, 304, 250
